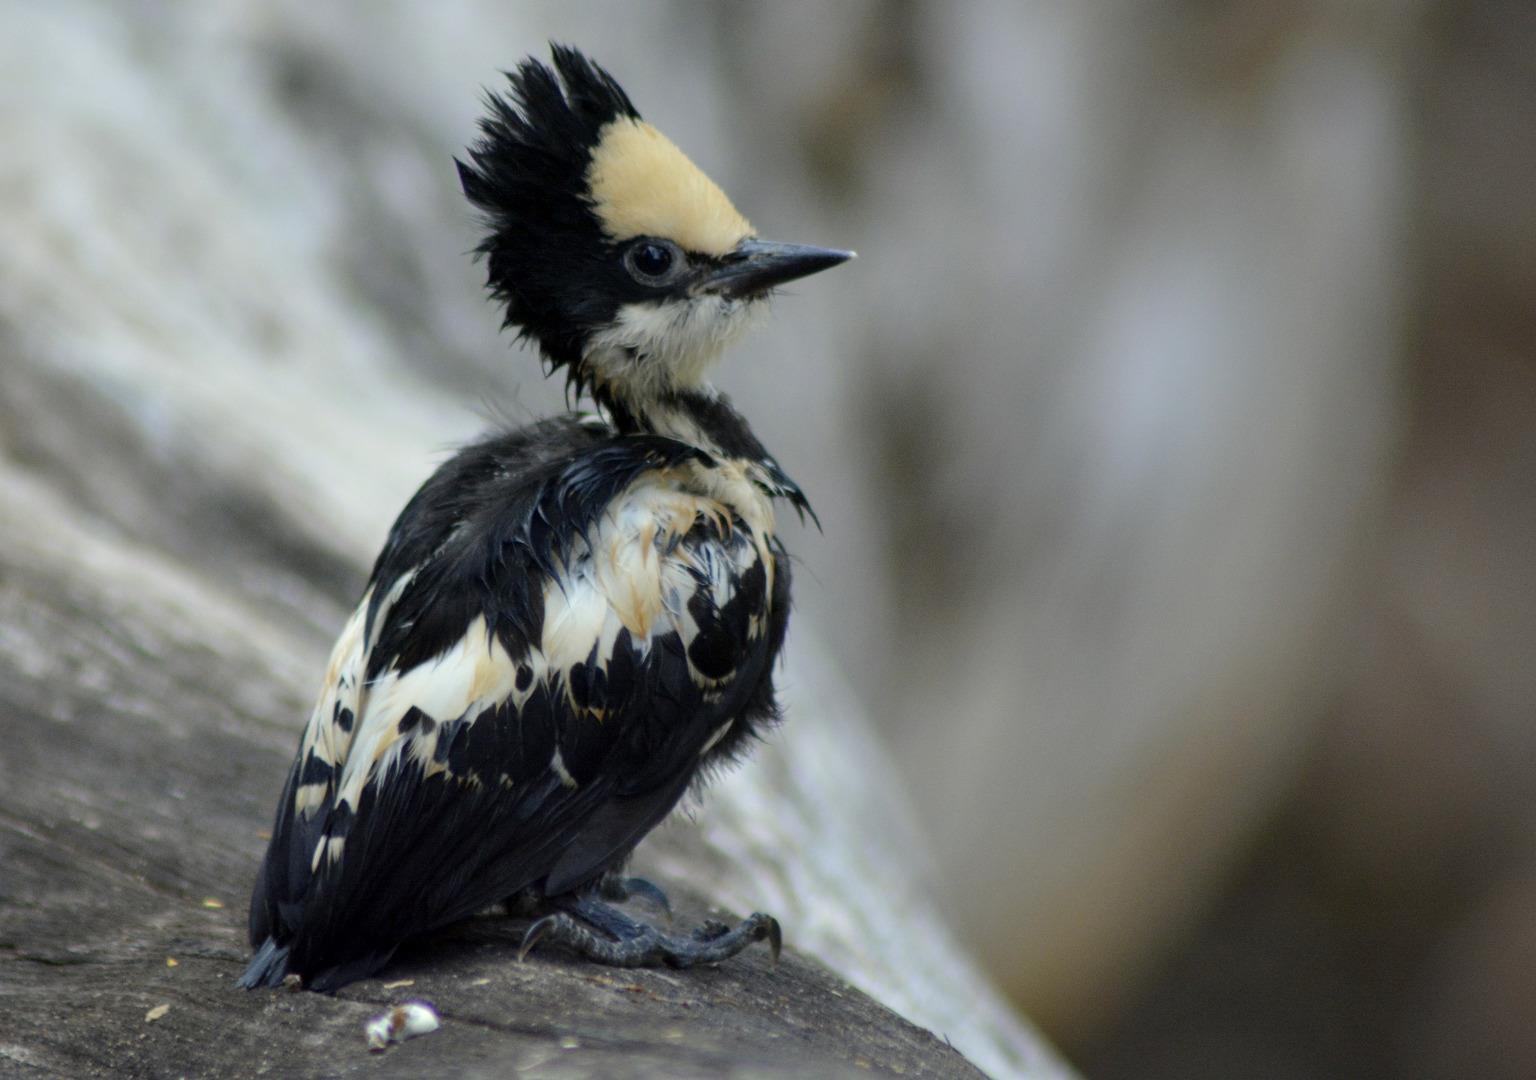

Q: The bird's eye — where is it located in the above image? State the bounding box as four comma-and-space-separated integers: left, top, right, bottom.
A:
624, 240, 683, 286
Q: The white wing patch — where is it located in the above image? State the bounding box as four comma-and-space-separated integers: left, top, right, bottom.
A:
337, 614, 521, 803
541, 470, 768, 698
293, 588, 372, 816
549, 747, 579, 790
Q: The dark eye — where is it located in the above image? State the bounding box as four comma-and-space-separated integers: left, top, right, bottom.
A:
624, 240, 683, 285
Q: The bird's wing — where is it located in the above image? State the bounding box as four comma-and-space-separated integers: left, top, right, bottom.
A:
248, 431, 783, 988
247, 418, 597, 955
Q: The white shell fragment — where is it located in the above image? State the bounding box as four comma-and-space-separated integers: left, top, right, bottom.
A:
364, 1000, 440, 1051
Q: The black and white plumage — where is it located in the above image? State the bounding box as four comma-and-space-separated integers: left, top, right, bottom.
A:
239, 45, 850, 991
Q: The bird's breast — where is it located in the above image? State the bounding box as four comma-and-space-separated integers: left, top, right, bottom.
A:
539, 462, 777, 696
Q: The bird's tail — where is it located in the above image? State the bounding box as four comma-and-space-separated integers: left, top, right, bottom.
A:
236, 937, 291, 989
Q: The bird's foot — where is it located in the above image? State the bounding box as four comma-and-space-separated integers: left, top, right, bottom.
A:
517, 894, 780, 969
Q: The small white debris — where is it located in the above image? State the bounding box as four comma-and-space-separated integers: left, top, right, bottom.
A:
380, 979, 415, 990
144, 1004, 170, 1023
365, 1001, 440, 1051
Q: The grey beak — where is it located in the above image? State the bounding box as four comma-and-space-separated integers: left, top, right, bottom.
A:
695, 238, 855, 299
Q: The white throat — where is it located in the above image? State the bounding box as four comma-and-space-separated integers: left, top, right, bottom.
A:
583, 295, 766, 400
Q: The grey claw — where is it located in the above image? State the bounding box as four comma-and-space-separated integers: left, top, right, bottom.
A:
518, 914, 559, 961
623, 878, 673, 919
764, 916, 782, 965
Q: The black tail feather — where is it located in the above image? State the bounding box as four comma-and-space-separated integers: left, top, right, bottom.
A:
305, 947, 399, 994
236, 937, 291, 989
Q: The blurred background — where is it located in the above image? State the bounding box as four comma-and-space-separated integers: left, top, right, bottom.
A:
3, 1, 1534, 1077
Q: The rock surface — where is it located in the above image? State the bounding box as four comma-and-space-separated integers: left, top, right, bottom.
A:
0, 4, 1071, 1078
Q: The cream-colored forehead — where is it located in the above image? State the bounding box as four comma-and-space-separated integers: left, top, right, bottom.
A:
585, 118, 752, 257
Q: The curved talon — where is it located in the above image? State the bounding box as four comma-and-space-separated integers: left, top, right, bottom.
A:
612, 876, 672, 919
763, 915, 783, 965
518, 914, 561, 961
629, 880, 673, 919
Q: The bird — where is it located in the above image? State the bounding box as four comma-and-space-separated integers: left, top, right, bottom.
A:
237, 44, 852, 992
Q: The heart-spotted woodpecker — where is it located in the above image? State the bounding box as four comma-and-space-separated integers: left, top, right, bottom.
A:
238, 44, 852, 991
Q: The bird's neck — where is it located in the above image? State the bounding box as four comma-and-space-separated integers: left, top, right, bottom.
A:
600, 386, 762, 461
594, 384, 816, 527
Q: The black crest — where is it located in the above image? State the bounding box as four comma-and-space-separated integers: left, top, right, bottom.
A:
457, 45, 642, 380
